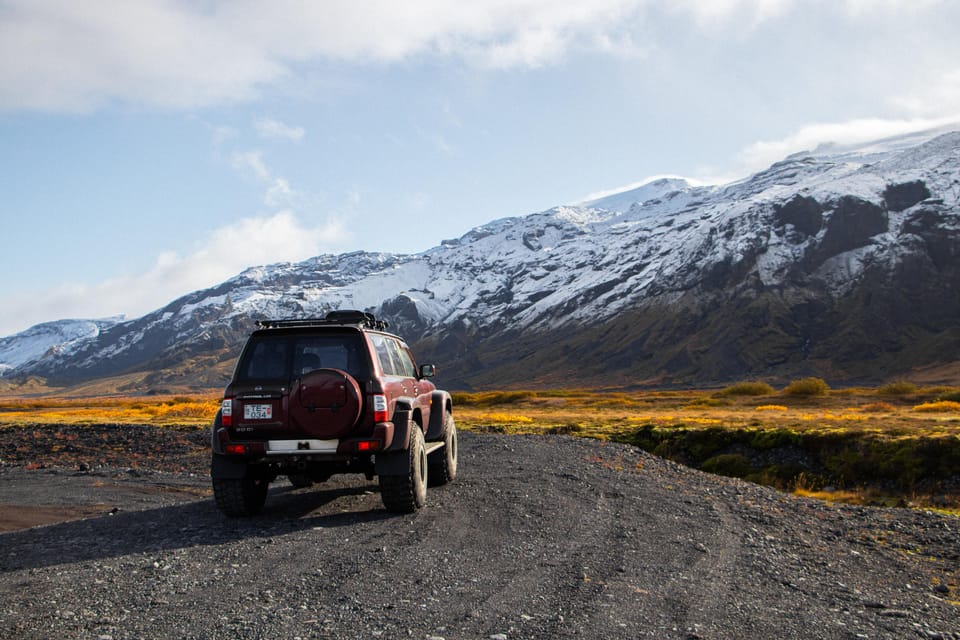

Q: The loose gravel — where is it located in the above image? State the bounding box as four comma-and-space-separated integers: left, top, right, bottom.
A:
0, 426, 957, 639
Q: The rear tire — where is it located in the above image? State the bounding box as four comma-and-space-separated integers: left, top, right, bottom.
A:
213, 472, 269, 517
379, 427, 427, 513
428, 413, 458, 487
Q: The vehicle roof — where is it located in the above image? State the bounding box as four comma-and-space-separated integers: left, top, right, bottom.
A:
247, 311, 411, 341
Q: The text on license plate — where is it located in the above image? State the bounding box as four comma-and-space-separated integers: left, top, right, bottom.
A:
244, 404, 273, 420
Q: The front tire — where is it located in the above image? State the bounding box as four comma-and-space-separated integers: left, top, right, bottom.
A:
213, 472, 269, 517
379, 427, 428, 513
428, 413, 458, 487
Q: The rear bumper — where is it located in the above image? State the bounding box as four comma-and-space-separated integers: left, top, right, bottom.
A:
212, 421, 396, 459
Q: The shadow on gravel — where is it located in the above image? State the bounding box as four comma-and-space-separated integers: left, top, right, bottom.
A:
0, 483, 394, 572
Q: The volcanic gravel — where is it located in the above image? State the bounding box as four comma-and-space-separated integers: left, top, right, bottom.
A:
0, 424, 957, 639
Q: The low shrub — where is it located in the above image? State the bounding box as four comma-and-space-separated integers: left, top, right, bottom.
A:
861, 402, 896, 413
877, 381, 917, 396
755, 404, 788, 411
715, 381, 775, 397
750, 429, 802, 450
939, 391, 960, 403
702, 453, 754, 478
913, 401, 960, 413
686, 397, 730, 408
783, 377, 830, 397
475, 412, 534, 423
451, 391, 536, 406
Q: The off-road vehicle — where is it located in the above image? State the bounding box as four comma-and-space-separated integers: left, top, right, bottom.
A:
210, 310, 457, 516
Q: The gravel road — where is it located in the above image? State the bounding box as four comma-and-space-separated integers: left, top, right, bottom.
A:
0, 426, 957, 639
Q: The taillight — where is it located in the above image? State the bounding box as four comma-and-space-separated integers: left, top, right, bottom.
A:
373, 394, 388, 423
356, 440, 381, 452
225, 443, 247, 455
221, 398, 233, 427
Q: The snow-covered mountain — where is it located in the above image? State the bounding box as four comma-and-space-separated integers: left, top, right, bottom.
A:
0, 317, 122, 377
3, 129, 959, 389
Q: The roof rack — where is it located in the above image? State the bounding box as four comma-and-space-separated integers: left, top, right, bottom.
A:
255, 310, 390, 331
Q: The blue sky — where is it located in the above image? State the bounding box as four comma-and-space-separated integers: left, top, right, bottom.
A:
1, 0, 959, 336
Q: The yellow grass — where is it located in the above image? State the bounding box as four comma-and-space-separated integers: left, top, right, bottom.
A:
2, 385, 958, 511
913, 400, 960, 413
2, 386, 958, 437
475, 412, 534, 423
451, 387, 960, 439
0, 395, 221, 426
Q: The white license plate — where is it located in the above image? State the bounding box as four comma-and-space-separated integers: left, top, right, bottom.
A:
244, 404, 273, 420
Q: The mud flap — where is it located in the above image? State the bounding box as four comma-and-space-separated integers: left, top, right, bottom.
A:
383, 408, 412, 452
211, 454, 248, 480
374, 449, 410, 476
376, 409, 414, 476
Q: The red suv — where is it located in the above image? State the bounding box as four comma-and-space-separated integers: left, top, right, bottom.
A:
211, 310, 458, 515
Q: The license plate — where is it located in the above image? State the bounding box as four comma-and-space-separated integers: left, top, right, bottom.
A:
244, 404, 273, 420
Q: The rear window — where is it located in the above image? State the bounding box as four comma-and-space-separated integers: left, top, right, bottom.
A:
234, 332, 371, 383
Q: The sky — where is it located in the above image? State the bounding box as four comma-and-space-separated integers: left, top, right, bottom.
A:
1, 0, 959, 337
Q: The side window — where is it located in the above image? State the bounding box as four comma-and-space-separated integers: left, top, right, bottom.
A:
386, 338, 417, 378
371, 335, 397, 376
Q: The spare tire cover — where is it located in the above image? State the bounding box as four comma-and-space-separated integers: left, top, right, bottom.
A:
289, 369, 363, 438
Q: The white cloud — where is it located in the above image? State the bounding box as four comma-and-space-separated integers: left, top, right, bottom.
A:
0, 211, 350, 336
211, 125, 239, 147
264, 178, 297, 208
890, 70, 960, 118
230, 149, 303, 208
0, 0, 667, 112
0, 0, 284, 112
2, 0, 957, 114
231, 150, 271, 181
736, 116, 960, 175
668, 0, 792, 31
255, 117, 305, 141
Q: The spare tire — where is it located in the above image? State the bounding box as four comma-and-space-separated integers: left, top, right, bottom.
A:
289, 369, 363, 438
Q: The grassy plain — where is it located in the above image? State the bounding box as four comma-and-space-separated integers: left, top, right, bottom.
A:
451, 384, 960, 512
1, 384, 958, 511
450, 386, 960, 440
0, 395, 222, 426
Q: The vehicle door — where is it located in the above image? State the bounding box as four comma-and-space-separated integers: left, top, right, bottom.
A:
371, 334, 412, 414
385, 337, 433, 425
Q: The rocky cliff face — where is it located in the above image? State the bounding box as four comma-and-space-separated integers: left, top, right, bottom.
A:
3, 130, 959, 389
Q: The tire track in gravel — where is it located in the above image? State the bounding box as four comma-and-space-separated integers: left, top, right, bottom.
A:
663, 494, 743, 639
1, 431, 958, 640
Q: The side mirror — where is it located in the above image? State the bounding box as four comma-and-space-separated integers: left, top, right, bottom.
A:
419, 363, 436, 378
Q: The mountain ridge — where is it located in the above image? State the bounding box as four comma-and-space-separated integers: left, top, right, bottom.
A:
3, 129, 959, 391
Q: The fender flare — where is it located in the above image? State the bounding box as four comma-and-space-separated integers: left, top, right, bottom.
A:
383, 398, 414, 452
425, 390, 452, 441
210, 409, 225, 455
